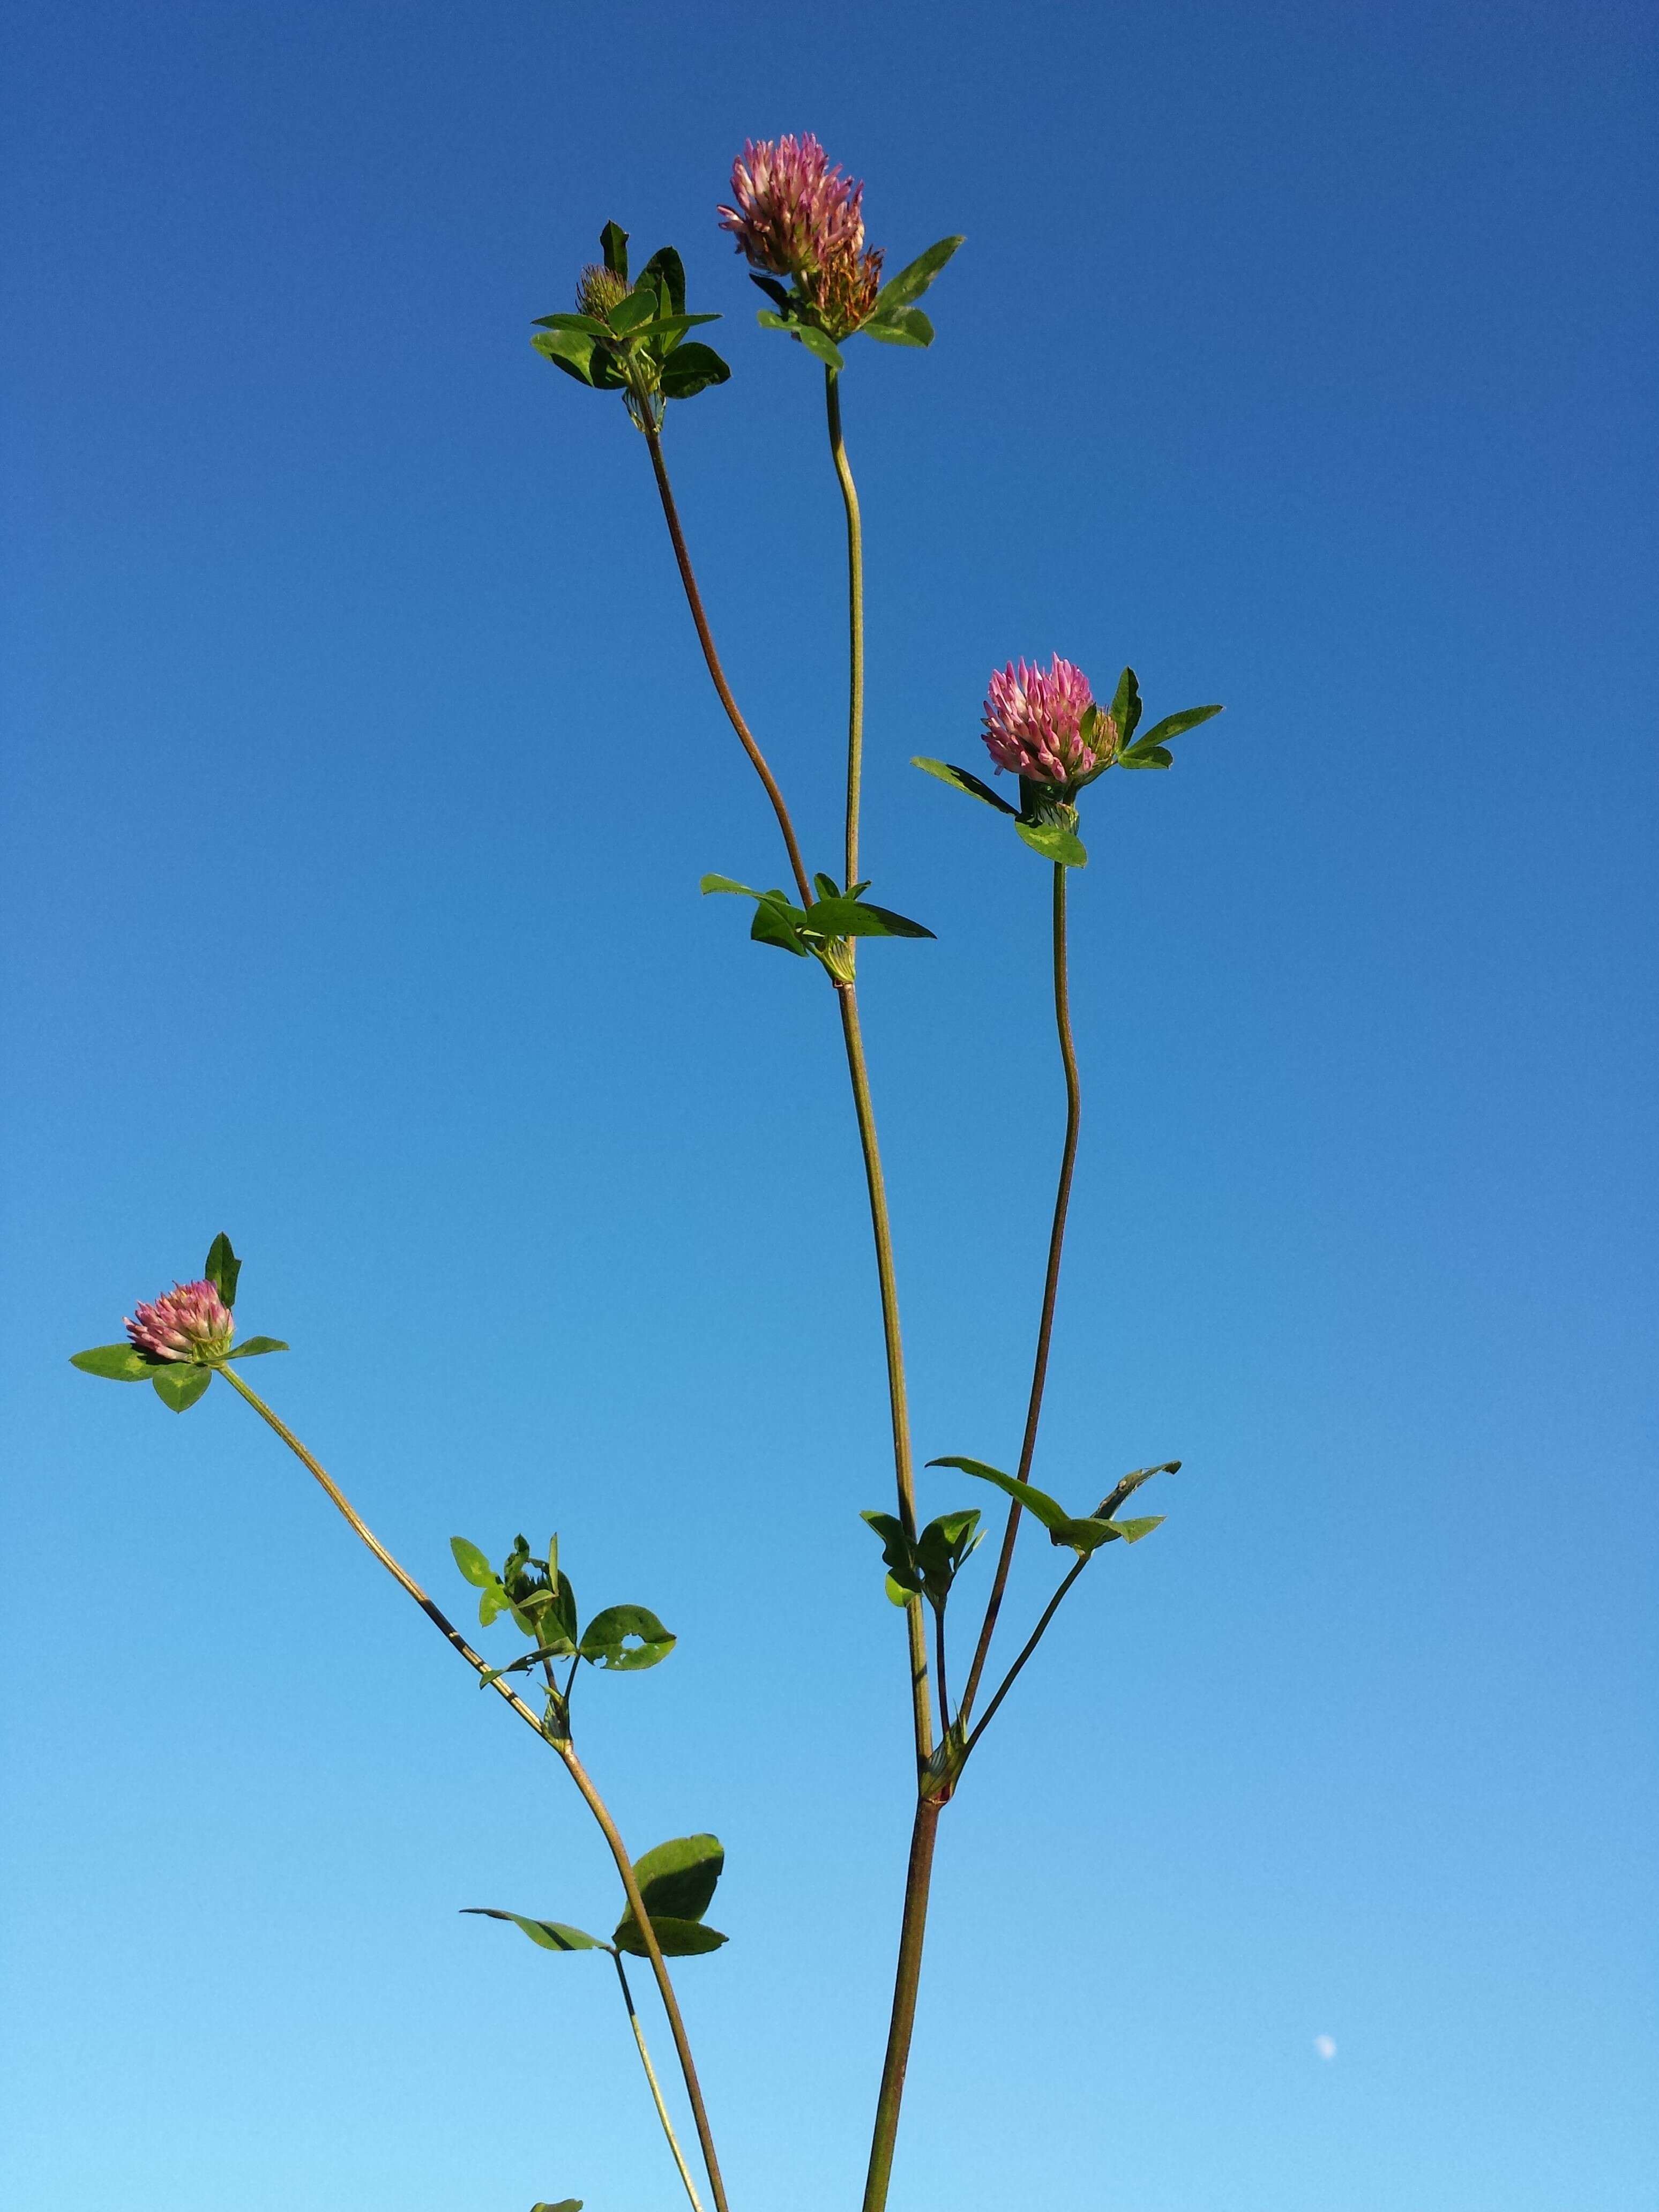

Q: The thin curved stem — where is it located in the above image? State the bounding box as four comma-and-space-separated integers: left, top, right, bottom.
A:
837, 983, 933, 1768
959, 1555, 1089, 1767
216, 1364, 730, 2212
643, 422, 814, 907
958, 862, 1082, 1727
612, 1944, 705, 2210
824, 369, 865, 890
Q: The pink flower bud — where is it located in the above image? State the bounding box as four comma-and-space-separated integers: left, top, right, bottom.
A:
981, 657, 1115, 787
126, 1280, 235, 1364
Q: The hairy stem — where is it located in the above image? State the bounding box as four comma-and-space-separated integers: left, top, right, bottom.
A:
611, 1950, 705, 2212
643, 421, 814, 907
216, 1364, 730, 2212
825, 369, 865, 890
959, 862, 1081, 1725
860, 1796, 943, 2212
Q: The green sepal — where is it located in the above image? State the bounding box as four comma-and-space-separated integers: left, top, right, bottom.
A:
612, 1915, 727, 1958
152, 1364, 212, 1413
204, 1233, 241, 1309
578, 1604, 676, 1671
911, 757, 1019, 815
871, 235, 963, 315
70, 1343, 160, 1382
1016, 819, 1088, 866
226, 1336, 288, 1359
461, 1908, 606, 1953
599, 222, 629, 280
631, 1834, 724, 1924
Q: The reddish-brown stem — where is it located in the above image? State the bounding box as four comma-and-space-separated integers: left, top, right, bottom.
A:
643, 423, 814, 907
958, 862, 1081, 1728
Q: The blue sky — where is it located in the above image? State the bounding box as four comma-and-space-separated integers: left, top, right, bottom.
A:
3, 3, 1655, 2209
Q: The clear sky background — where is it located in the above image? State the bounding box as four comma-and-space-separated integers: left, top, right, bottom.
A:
3, 3, 1655, 2209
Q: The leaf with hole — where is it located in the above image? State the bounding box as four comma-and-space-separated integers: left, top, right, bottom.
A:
579, 1604, 676, 1671
462, 1908, 605, 1953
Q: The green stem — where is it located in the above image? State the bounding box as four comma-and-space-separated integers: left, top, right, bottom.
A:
958, 862, 1081, 1727
860, 1796, 942, 2212
215, 1364, 731, 2212
824, 369, 865, 890
642, 421, 815, 908
611, 1948, 705, 2212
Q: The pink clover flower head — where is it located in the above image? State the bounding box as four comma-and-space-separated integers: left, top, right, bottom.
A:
125, 1279, 235, 1364
981, 656, 1114, 787
718, 134, 867, 281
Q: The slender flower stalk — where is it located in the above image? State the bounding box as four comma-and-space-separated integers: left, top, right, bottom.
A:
826, 369, 865, 890
611, 1950, 705, 2212
958, 860, 1083, 1727
213, 1363, 731, 2212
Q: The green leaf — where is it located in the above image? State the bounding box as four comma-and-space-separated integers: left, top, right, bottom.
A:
861, 1509, 923, 1595
884, 1573, 913, 1607
700, 873, 757, 896
1116, 745, 1171, 771
578, 1604, 676, 1671
915, 1508, 983, 1604
605, 286, 660, 334
531, 311, 613, 337
1112, 1515, 1165, 1543
748, 895, 810, 956
803, 896, 936, 940
638, 244, 686, 316
643, 311, 721, 346
1096, 1460, 1181, 1519
756, 308, 794, 332
152, 1364, 212, 1413
631, 1834, 724, 1924
1017, 819, 1088, 866
911, 756, 1020, 815
532, 2201, 584, 2210
1133, 703, 1223, 750
532, 328, 598, 385
750, 272, 793, 311
862, 307, 934, 347
450, 1537, 496, 1589
462, 1908, 605, 1953
1109, 667, 1142, 748
599, 221, 629, 280
793, 324, 845, 373
926, 1458, 1075, 1535
204, 1233, 241, 1309
226, 1336, 288, 1359
658, 342, 731, 400
613, 1914, 728, 1958
873, 235, 963, 314
70, 1342, 157, 1381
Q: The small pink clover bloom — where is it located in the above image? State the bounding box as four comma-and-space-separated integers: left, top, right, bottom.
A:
981, 656, 1113, 786
718, 133, 867, 279
126, 1280, 235, 1364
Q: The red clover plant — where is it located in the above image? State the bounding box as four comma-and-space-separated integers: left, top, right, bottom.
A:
71, 134, 1224, 2212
